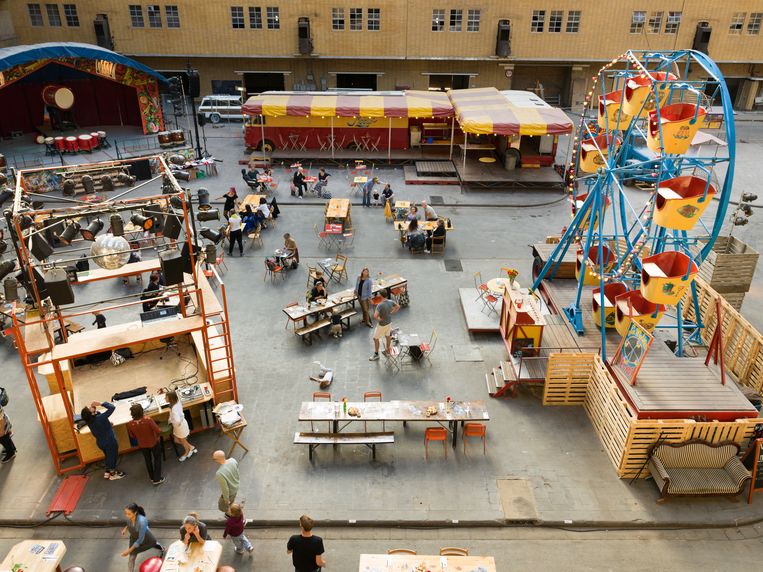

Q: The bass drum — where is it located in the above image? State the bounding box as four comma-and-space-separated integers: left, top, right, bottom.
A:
41, 85, 75, 110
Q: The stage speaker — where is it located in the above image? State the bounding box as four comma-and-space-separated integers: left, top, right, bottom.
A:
496, 20, 511, 57
163, 210, 183, 240
180, 241, 201, 274
298, 17, 313, 55
16, 267, 47, 301
93, 14, 114, 50
29, 232, 54, 261
693, 22, 712, 55
160, 249, 185, 285
188, 70, 201, 98
44, 268, 74, 306
3, 277, 18, 301
130, 159, 153, 181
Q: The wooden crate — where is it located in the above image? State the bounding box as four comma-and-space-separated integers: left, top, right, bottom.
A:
543, 353, 596, 405
698, 236, 758, 293
721, 292, 745, 311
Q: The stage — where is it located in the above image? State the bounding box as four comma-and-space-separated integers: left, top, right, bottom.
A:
455, 157, 564, 190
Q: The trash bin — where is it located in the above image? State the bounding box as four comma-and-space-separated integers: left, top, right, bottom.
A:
504, 153, 517, 170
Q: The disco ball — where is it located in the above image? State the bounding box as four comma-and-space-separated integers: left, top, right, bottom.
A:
90, 233, 130, 270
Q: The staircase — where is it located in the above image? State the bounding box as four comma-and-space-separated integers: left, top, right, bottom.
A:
484, 360, 519, 398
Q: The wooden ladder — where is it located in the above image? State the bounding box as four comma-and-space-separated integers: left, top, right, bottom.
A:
484, 360, 519, 398
200, 314, 237, 403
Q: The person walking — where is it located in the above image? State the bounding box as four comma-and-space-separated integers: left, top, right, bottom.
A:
166, 390, 196, 461
121, 503, 164, 572
222, 187, 239, 219
369, 290, 400, 361
287, 515, 326, 572
224, 503, 254, 555
228, 211, 244, 256
284, 233, 300, 265
213, 450, 240, 512
81, 401, 125, 480
355, 267, 373, 327
361, 177, 378, 208
0, 401, 16, 464
126, 403, 164, 485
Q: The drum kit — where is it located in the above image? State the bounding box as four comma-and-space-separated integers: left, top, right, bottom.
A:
157, 129, 186, 147
42, 130, 108, 154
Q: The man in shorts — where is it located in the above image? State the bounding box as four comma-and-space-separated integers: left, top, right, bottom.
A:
369, 290, 400, 361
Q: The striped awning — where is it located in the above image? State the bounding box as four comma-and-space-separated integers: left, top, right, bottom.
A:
241, 90, 453, 119
449, 87, 573, 136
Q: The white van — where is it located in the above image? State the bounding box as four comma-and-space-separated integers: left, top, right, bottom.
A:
197, 95, 243, 123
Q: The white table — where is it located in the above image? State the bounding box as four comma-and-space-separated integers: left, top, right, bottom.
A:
159, 540, 222, 572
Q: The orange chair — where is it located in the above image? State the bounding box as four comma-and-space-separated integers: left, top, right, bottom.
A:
463, 423, 486, 455
482, 293, 499, 316
364, 390, 383, 431
473, 271, 489, 302
440, 547, 469, 556
264, 258, 286, 282
312, 391, 332, 432
388, 548, 417, 555
425, 427, 448, 460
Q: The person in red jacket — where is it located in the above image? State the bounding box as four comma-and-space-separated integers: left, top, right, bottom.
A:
223, 503, 253, 555
127, 403, 164, 485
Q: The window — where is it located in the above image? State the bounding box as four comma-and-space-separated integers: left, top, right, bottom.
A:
665, 11, 681, 34
349, 8, 362, 30
531, 10, 545, 33
566, 10, 581, 33
46, 4, 61, 26
549, 10, 562, 33
266, 6, 279, 29
147, 5, 161, 27
432, 9, 445, 32
231, 6, 244, 28
28, 4, 43, 26
647, 11, 662, 34
332, 7, 344, 30
129, 5, 144, 27
249, 6, 262, 28
747, 12, 762, 34
165, 5, 180, 28
466, 9, 480, 32
449, 9, 462, 31
63, 4, 79, 26
630, 11, 645, 33
729, 12, 745, 34
367, 8, 380, 31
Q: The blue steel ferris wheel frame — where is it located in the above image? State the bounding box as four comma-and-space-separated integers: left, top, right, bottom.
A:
531, 50, 736, 360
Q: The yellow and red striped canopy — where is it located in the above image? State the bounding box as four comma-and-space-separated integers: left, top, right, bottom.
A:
242, 90, 453, 119
449, 87, 573, 136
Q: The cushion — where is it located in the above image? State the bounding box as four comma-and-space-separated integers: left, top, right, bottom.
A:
654, 443, 737, 469
665, 468, 741, 495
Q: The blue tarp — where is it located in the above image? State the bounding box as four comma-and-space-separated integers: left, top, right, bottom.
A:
0, 42, 167, 83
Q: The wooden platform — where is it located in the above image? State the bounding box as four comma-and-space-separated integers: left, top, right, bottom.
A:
532, 242, 577, 279
459, 288, 499, 333
268, 146, 454, 165
455, 158, 564, 190
403, 165, 460, 185
416, 160, 457, 176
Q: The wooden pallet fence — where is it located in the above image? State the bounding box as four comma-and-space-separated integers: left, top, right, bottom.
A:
617, 417, 761, 479
542, 353, 596, 405
583, 356, 636, 471
681, 277, 763, 394
698, 236, 758, 294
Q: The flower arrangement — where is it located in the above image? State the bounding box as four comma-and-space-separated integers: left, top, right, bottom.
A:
505, 268, 519, 284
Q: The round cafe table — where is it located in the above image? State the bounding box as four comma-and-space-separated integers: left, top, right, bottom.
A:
486, 277, 520, 295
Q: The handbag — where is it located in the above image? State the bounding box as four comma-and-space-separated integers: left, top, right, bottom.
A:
0, 387, 8, 407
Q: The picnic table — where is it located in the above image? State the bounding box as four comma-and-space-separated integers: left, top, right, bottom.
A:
159, 540, 222, 572
325, 198, 351, 220
359, 553, 496, 572
240, 194, 266, 209
1, 540, 66, 572
299, 399, 489, 448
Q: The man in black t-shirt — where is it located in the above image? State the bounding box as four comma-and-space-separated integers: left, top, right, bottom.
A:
287, 515, 326, 572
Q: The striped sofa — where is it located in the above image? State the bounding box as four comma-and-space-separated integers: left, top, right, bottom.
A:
648, 440, 751, 502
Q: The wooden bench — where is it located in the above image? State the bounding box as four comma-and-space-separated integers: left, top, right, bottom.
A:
293, 432, 395, 460
295, 318, 330, 345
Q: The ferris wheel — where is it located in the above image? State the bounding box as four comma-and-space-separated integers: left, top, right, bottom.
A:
532, 50, 736, 360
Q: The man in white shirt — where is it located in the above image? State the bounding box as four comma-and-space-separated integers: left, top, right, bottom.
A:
421, 200, 438, 221
227, 212, 243, 256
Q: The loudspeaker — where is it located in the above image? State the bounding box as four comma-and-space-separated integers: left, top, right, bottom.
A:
163, 210, 183, 240
188, 70, 201, 98
29, 232, 54, 261
197, 113, 206, 127
180, 241, 198, 274
44, 268, 74, 305
3, 277, 17, 301
129, 159, 153, 181
160, 249, 185, 285
693, 22, 712, 55
496, 20, 511, 57
298, 17, 313, 55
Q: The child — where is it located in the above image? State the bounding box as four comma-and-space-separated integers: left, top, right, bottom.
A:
223, 503, 253, 555
330, 308, 343, 339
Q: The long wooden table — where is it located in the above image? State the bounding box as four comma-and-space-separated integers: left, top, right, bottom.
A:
359, 553, 496, 572
394, 220, 453, 232
299, 399, 489, 448
73, 258, 160, 284
1, 540, 66, 572
240, 194, 266, 209
325, 198, 351, 219
159, 540, 222, 572
283, 274, 407, 327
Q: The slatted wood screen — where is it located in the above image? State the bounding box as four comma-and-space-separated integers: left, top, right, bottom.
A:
542, 353, 596, 405
682, 277, 763, 394
697, 236, 758, 294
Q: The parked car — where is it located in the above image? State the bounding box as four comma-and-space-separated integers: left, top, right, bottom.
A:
197, 95, 243, 124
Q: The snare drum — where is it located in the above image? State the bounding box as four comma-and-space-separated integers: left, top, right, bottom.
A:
170, 130, 185, 143
35, 135, 46, 145
90, 132, 101, 148
65, 136, 79, 153
44, 137, 55, 146
78, 134, 93, 151
157, 131, 171, 145
54, 137, 66, 151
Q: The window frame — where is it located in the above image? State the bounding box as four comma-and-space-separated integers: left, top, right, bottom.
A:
466, 9, 480, 32
367, 7, 380, 31
729, 12, 745, 34
249, 6, 262, 29
432, 8, 445, 32
349, 7, 362, 31
231, 6, 244, 29
129, 4, 145, 28
665, 11, 681, 34
45, 3, 62, 27
147, 4, 162, 28
266, 6, 280, 29
747, 12, 762, 35
332, 7, 345, 31
548, 10, 563, 33
630, 11, 645, 34
531, 10, 545, 33
163, 5, 179, 28
566, 10, 581, 33
63, 4, 79, 27
449, 8, 462, 32
647, 11, 662, 34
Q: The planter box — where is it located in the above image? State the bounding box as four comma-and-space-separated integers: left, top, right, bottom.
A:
698, 236, 758, 294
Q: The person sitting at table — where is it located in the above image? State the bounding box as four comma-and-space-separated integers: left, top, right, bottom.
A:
242, 204, 259, 234
123, 242, 142, 285
221, 187, 239, 219
406, 219, 426, 251
141, 273, 162, 312
381, 183, 394, 206
406, 205, 421, 221
312, 270, 326, 288
284, 233, 299, 265
292, 167, 307, 198
256, 197, 271, 226
308, 280, 328, 304
421, 200, 438, 221
425, 218, 447, 253
314, 168, 331, 197
180, 512, 210, 546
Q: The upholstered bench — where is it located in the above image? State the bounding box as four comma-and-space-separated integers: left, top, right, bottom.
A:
648, 440, 751, 502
